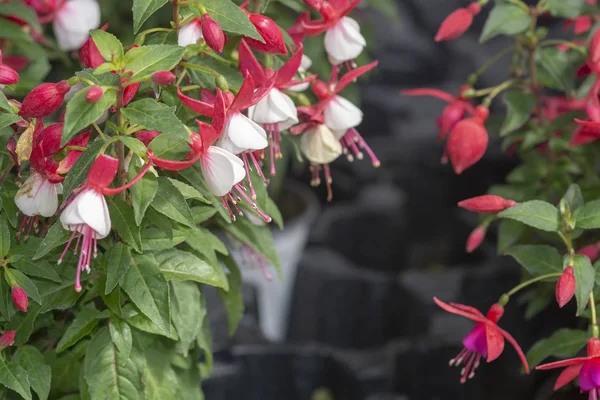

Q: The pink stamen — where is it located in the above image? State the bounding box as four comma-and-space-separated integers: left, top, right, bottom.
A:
241, 152, 257, 200
346, 128, 380, 167
234, 184, 271, 223
221, 196, 236, 221
58, 229, 78, 265
73, 225, 83, 255
323, 164, 333, 202
249, 152, 268, 185
591, 388, 599, 400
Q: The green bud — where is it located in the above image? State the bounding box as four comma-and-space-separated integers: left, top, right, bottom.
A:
215, 75, 229, 92
297, 94, 311, 107
498, 293, 510, 306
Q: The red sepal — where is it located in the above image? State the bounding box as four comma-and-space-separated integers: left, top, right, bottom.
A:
276, 45, 304, 87
229, 71, 255, 112
238, 39, 266, 86
401, 88, 457, 103
87, 154, 119, 188
178, 88, 215, 116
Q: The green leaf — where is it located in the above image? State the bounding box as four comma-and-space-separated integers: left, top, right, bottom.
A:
572, 254, 595, 315
196, 311, 212, 377
0, 1, 41, 31
536, 48, 584, 93
155, 249, 228, 288
33, 222, 71, 260
56, 308, 100, 353
0, 114, 21, 131
121, 99, 189, 141
498, 200, 560, 232
187, 56, 244, 91
526, 328, 588, 368
129, 165, 158, 226
12, 259, 61, 283
0, 92, 14, 112
11, 305, 40, 345
504, 245, 563, 276
143, 348, 180, 399
218, 255, 244, 335
109, 199, 142, 252
120, 255, 171, 336
105, 243, 132, 295
497, 220, 526, 254
480, 4, 529, 43
62, 87, 116, 145
84, 328, 141, 400
0, 18, 33, 42
90, 29, 124, 63
8, 269, 41, 304
148, 133, 189, 160
14, 346, 51, 400
124, 45, 185, 83
167, 178, 209, 203
117, 137, 147, 159
0, 215, 10, 259
0, 357, 32, 400
179, 166, 231, 221
150, 177, 196, 229
0, 275, 11, 321
141, 228, 188, 252
547, 0, 585, 18
575, 200, 600, 229
76, 69, 120, 86
193, 0, 261, 40
109, 317, 132, 362
171, 281, 204, 355
62, 140, 104, 201
133, 0, 169, 33
563, 184, 585, 213
499, 89, 536, 137
185, 227, 228, 264
122, 306, 178, 340
191, 206, 218, 224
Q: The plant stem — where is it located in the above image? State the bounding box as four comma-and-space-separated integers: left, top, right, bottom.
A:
591, 292, 598, 336
468, 46, 515, 86
527, 11, 545, 126
172, 0, 180, 32
116, 82, 127, 200
252, 0, 261, 13
506, 272, 563, 297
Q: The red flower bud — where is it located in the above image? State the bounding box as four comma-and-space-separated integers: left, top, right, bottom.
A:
446, 105, 489, 174
435, 2, 481, 42
0, 331, 15, 347
244, 14, 287, 55
201, 14, 225, 53
458, 195, 516, 213
80, 24, 107, 68
0, 63, 19, 85
11, 286, 28, 312
135, 130, 161, 146
85, 86, 104, 103
555, 266, 576, 308
437, 101, 468, 141
123, 81, 140, 106
3, 55, 30, 72
151, 71, 176, 86
466, 225, 486, 253
590, 27, 600, 68
19, 80, 71, 118
577, 243, 600, 263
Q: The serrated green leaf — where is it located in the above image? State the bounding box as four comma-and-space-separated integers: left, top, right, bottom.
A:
62, 87, 116, 145
62, 140, 104, 201
124, 45, 185, 83
151, 177, 196, 228
109, 199, 142, 252
191, 206, 218, 224
109, 317, 132, 362
0, 215, 10, 259
526, 328, 588, 368
76, 69, 120, 86
0, 1, 41, 32
0, 114, 21, 131
572, 254, 595, 315
179, 166, 231, 221
536, 48, 584, 93
148, 131, 189, 159
500, 89, 536, 136
123, 307, 178, 339
504, 245, 563, 276
480, 4, 529, 43
133, 0, 170, 33
143, 348, 180, 400
171, 281, 204, 355
167, 178, 209, 203
0, 357, 32, 400
186, 227, 228, 264
105, 243, 132, 295
497, 220, 526, 254
193, 0, 261, 40
56, 308, 100, 353
576, 199, 600, 229
498, 200, 560, 232
563, 184, 585, 213
121, 99, 189, 141
155, 249, 228, 288
129, 164, 158, 227
141, 228, 188, 252
218, 255, 244, 335
11, 305, 40, 345
187, 56, 244, 91
120, 255, 171, 336
14, 346, 51, 400
12, 259, 61, 283
117, 137, 147, 159
547, 0, 585, 18
90, 29, 124, 63
33, 222, 70, 261
0, 275, 11, 321
0, 92, 14, 112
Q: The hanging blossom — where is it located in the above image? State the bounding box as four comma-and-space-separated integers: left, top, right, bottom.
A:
42, 0, 102, 51
537, 337, 600, 399
59, 154, 152, 292
302, 0, 365, 67
308, 61, 380, 166
239, 39, 316, 175
287, 13, 314, 93
152, 91, 271, 222
177, 70, 277, 199
14, 121, 89, 238
434, 297, 529, 383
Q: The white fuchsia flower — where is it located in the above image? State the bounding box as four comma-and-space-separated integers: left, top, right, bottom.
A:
53, 0, 101, 51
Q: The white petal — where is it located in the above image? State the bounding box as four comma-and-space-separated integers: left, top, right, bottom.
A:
75, 190, 111, 238
14, 174, 43, 217
53, 0, 101, 51
324, 17, 366, 65
287, 82, 310, 92
60, 194, 85, 228
300, 124, 342, 164
324, 95, 363, 131
299, 54, 312, 72
35, 181, 59, 217
178, 20, 203, 47
217, 112, 268, 154
249, 89, 298, 126
201, 147, 246, 196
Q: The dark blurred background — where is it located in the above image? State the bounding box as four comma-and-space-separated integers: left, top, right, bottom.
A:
202, 1, 582, 399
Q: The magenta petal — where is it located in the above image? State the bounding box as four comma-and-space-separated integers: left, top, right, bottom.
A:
589, 358, 600, 387
462, 324, 487, 358
580, 360, 597, 391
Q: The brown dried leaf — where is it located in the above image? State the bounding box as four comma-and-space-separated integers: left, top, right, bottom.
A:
15, 124, 34, 165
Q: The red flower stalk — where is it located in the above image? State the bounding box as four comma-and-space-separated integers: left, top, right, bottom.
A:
446, 105, 489, 174
0, 331, 15, 347
243, 12, 287, 55
458, 195, 516, 213
80, 23, 107, 68
435, 2, 482, 42
434, 297, 530, 383
578, 243, 600, 263
537, 337, 600, 396
11, 286, 28, 312
201, 14, 225, 53
19, 80, 71, 118
555, 266, 576, 309
466, 225, 486, 253
85, 86, 104, 103
151, 71, 176, 86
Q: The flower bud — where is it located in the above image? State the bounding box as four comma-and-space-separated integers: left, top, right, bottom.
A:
123, 81, 140, 106
201, 14, 225, 53
458, 195, 516, 213
446, 105, 489, 174
577, 243, 600, 263
590, 27, 600, 67
135, 130, 160, 146
438, 101, 468, 141
466, 225, 486, 253
0, 331, 15, 347
151, 71, 176, 86
85, 86, 104, 103
244, 13, 287, 55
555, 266, 576, 308
435, 2, 481, 42
11, 286, 28, 312
0, 63, 19, 85
80, 35, 104, 68
19, 80, 71, 118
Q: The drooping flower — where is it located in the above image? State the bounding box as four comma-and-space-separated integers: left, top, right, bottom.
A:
201, 14, 225, 53
434, 297, 530, 383
53, 0, 101, 51
537, 337, 600, 398
178, 18, 203, 47
556, 266, 576, 309
19, 80, 71, 118
302, 0, 365, 66
446, 105, 489, 174
435, 2, 482, 42
243, 12, 287, 55
458, 195, 516, 213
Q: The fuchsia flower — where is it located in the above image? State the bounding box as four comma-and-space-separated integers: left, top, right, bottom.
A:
556, 266, 576, 309
201, 14, 225, 53
52, 0, 101, 51
11, 286, 28, 312
537, 337, 600, 398
0, 331, 15, 347
59, 154, 152, 292
434, 297, 530, 383
151, 71, 176, 86
19, 80, 71, 118
243, 11, 287, 55
578, 243, 600, 263
302, 0, 365, 66
435, 2, 482, 42
0, 50, 19, 87
466, 225, 486, 253
80, 24, 106, 68
85, 86, 103, 103
458, 195, 516, 213
300, 123, 343, 200
446, 105, 489, 174
178, 18, 204, 47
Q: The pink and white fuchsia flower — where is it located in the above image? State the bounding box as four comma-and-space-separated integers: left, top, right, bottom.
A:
288, 55, 313, 92
178, 18, 203, 47
53, 0, 101, 51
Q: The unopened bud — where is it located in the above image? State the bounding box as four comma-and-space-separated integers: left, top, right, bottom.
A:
0, 63, 19, 85
215, 75, 229, 92
11, 286, 27, 312
466, 225, 486, 253
19, 80, 71, 118
435, 2, 481, 42
244, 13, 287, 55
578, 243, 600, 262
556, 266, 576, 308
201, 14, 225, 53
151, 71, 176, 86
446, 106, 489, 175
0, 331, 15, 347
458, 195, 516, 213
135, 130, 160, 146
85, 86, 104, 103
